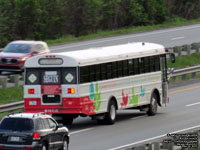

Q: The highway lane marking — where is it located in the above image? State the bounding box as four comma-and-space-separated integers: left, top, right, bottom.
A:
186, 102, 200, 107
170, 36, 185, 40
108, 124, 200, 150
50, 24, 200, 51
70, 128, 94, 135
131, 115, 147, 120
169, 86, 200, 94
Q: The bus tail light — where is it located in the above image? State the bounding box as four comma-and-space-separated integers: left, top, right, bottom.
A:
28, 89, 35, 94
68, 88, 75, 94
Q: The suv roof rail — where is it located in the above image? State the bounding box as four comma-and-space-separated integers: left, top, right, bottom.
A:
32, 112, 46, 118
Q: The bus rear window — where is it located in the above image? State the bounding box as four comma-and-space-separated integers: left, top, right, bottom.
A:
25, 68, 77, 85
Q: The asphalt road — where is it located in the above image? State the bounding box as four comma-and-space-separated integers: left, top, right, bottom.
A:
67, 82, 200, 150
49, 23, 200, 52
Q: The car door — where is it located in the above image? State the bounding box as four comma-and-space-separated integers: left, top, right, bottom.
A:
47, 118, 63, 149
42, 118, 55, 150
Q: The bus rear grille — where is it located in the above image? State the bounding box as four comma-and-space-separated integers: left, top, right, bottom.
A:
42, 95, 61, 104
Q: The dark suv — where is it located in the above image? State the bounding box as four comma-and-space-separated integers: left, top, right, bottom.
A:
0, 113, 69, 150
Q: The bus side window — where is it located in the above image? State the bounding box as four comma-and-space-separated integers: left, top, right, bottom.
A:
101, 63, 107, 80
96, 64, 101, 81
118, 61, 123, 77
144, 57, 150, 73
155, 55, 160, 71
139, 58, 145, 74
149, 56, 155, 72
80, 66, 89, 83
128, 59, 134, 75
123, 60, 128, 76
107, 63, 112, 79
112, 61, 118, 78
90, 65, 96, 82
134, 58, 139, 75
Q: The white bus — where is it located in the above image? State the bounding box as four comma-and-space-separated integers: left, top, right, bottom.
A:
24, 42, 175, 125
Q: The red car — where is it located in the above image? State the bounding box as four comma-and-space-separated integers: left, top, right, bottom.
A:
0, 40, 50, 74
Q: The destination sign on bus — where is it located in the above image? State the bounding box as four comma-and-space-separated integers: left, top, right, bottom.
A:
39, 58, 63, 65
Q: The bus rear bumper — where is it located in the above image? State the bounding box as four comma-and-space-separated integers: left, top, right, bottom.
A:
24, 97, 96, 116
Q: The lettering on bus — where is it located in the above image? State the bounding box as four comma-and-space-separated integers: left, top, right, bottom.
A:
43, 71, 59, 84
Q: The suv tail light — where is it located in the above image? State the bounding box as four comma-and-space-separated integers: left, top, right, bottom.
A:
0, 145, 4, 149
33, 132, 40, 140
25, 147, 32, 150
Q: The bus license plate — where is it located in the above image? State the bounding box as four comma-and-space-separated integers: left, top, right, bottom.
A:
10, 137, 20, 142
29, 101, 37, 105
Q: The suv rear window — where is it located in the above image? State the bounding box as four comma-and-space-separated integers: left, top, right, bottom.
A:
0, 118, 33, 131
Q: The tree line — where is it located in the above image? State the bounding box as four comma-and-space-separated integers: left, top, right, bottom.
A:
0, 0, 199, 47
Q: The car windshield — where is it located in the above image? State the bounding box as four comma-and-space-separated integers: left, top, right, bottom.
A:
4, 43, 31, 53
0, 118, 33, 131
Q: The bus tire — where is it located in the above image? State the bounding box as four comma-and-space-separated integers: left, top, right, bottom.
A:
147, 92, 158, 116
104, 100, 117, 125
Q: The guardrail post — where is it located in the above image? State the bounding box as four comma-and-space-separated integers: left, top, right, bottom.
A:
184, 45, 191, 56
191, 43, 200, 53
198, 130, 200, 148
22, 72, 25, 81
149, 142, 160, 150
182, 74, 186, 80
0, 76, 8, 88
10, 74, 20, 87
134, 145, 146, 150
161, 142, 174, 150
192, 72, 196, 79
174, 46, 182, 57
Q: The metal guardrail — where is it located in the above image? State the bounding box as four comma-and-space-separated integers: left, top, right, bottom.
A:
171, 65, 200, 77
0, 101, 24, 113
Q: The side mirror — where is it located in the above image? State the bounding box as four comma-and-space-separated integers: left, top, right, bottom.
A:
170, 53, 175, 63
58, 123, 63, 128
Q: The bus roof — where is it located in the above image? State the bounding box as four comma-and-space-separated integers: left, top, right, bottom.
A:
25, 42, 166, 67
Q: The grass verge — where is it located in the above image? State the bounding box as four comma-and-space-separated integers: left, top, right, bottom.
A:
0, 86, 23, 105
167, 53, 200, 69
46, 18, 200, 46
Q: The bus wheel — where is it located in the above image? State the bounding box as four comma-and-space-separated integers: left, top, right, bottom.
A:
147, 93, 158, 116
104, 100, 117, 125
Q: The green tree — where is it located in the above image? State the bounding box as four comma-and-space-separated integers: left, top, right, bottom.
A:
63, 0, 102, 36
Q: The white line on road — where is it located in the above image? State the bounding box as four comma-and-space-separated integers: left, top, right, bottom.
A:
131, 115, 147, 120
170, 36, 185, 40
50, 24, 200, 51
108, 124, 200, 150
186, 102, 200, 107
70, 128, 94, 135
